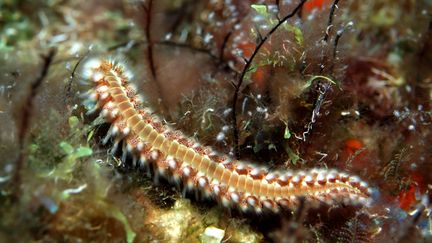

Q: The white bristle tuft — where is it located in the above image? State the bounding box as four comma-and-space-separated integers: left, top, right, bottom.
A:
137, 142, 144, 151
247, 197, 256, 206
182, 167, 191, 177
150, 150, 159, 160
100, 92, 109, 100
231, 192, 240, 203
212, 184, 220, 195
122, 127, 130, 136
317, 173, 326, 182
198, 177, 207, 188
92, 72, 104, 82
82, 59, 102, 78
168, 157, 177, 170
221, 197, 230, 207
89, 92, 98, 101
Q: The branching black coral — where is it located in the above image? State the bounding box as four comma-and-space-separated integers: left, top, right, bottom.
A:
231, 0, 307, 159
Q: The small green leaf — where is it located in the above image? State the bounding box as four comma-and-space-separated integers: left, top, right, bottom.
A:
75, 146, 93, 158
109, 205, 136, 243
268, 143, 277, 151
284, 125, 291, 139
59, 141, 74, 155
292, 26, 304, 46
251, 4, 268, 17
285, 146, 300, 165
29, 143, 39, 153
68, 116, 79, 128
87, 129, 95, 143
284, 24, 304, 46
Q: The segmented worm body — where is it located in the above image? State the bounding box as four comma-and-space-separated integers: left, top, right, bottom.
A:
81, 59, 372, 213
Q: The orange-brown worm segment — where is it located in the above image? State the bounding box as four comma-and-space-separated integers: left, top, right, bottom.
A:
81, 59, 372, 213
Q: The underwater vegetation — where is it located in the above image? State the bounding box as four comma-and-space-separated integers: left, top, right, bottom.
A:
0, 0, 431, 242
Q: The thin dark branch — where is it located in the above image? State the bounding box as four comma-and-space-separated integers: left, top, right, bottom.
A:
253, 23, 264, 42
12, 49, 56, 201
65, 53, 87, 103
219, 17, 242, 65
320, 0, 340, 73
237, 0, 307, 90
159, 40, 218, 59
330, 22, 352, 72
144, 0, 156, 80
298, 0, 341, 142
323, 0, 340, 42
219, 31, 232, 64
274, 0, 281, 20
140, 0, 172, 115
333, 30, 343, 59
330, 30, 343, 73
206, 5, 245, 69
108, 39, 236, 73
231, 0, 307, 159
